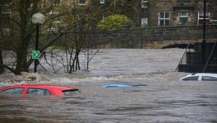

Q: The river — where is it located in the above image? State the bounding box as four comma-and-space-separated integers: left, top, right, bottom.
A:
0, 49, 217, 123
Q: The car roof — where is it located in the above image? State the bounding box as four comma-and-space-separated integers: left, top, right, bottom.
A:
0, 84, 78, 91
191, 73, 217, 77
180, 73, 217, 80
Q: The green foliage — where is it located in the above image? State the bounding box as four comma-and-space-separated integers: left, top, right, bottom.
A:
90, 0, 140, 25
97, 14, 132, 31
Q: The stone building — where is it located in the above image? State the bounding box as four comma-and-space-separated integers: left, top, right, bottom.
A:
41, 0, 89, 7
0, 0, 12, 36
41, 0, 217, 27
140, 0, 216, 27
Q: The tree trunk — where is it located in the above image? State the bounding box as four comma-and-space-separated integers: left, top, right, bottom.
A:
75, 50, 80, 71
15, 47, 28, 74
14, 26, 30, 74
14, 0, 32, 74
70, 49, 81, 72
0, 50, 4, 74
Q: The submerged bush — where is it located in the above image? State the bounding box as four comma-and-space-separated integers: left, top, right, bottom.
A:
97, 14, 133, 31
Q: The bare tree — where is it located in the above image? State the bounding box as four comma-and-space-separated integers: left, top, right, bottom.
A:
0, 0, 70, 74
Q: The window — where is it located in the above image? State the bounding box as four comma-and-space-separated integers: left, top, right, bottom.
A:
202, 76, 217, 81
141, 0, 148, 9
79, 0, 86, 5
1, 4, 11, 15
55, 0, 61, 4
51, 0, 61, 6
48, 10, 59, 15
2, 28, 11, 36
47, 20, 61, 32
198, 11, 211, 25
182, 76, 199, 81
158, 12, 170, 26
28, 88, 51, 96
141, 18, 148, 27
99, 0, 105, 5
177, 0, 191, 4
63, 89, 80, 96
0, 88, 23, 95
47, 27, 58, 32
177, 0, 190, 2
179, 11, 189, 25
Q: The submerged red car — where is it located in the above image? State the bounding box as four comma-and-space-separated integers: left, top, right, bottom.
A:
0, 84, 79, 96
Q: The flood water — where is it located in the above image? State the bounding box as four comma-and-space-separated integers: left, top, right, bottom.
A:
0, 49, 217, 123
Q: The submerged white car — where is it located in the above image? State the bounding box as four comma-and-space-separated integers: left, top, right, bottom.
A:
180, 73, 217, 81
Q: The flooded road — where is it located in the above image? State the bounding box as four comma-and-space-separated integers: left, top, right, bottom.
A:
0, 49, 217, 123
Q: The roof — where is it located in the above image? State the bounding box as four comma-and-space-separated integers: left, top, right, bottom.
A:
0, 84, 78, 91
192, 73, 217, 77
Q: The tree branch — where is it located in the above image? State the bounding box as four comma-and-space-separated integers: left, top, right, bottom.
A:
0, 64, 16, 74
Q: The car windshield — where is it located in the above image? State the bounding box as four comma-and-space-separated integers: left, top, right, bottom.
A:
28, 88, 51, 96
63, 89, 80, 96
0, 88, 23, 96
183, 76, 199, 81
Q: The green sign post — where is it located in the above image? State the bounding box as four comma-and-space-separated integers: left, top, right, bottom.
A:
32, 50, 41, 60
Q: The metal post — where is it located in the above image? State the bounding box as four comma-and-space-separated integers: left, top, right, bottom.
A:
87, 33, 89, 71
202, 0, 207, 65
100, 0, 105, 20
34, 24, 39, 73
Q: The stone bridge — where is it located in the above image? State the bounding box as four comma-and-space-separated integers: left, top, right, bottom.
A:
94, 25, 217, 48
60, 25, 217, 48
146, 39, 217, 49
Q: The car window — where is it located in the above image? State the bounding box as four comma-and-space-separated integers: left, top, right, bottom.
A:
0, 88, 23, 95
182, 76, 199, 81
202, 76, 217, 81
63, 89, 80, 96
28, 88, 51, 96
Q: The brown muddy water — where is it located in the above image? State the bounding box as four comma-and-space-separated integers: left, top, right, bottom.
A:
0, 49, 217, 123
